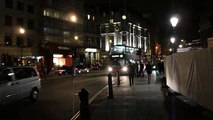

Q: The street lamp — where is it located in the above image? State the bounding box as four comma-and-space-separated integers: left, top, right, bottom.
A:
70, 15, 77, 74
170, 16, 179, 53
170, 16, 179, 28
19, 27, 25, 65
170, 37, 176, 52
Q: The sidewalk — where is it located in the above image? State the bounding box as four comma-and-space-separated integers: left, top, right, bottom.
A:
88, 72, 213, 120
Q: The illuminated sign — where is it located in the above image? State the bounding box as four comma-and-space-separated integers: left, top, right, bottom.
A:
111, 54, 124, 58
85, 48, 97, 52
58, 46, 70, 50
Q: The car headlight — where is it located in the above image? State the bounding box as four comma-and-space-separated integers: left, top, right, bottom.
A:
108, 67, 113, 72
122, 66, 128, 72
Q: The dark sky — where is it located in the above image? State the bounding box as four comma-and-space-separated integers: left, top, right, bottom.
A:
85, 0, 205, 41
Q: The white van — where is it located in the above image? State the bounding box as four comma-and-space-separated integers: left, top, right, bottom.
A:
0, 66, 41, 104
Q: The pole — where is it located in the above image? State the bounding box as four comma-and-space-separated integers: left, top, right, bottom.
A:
79, 88, 90, 120
108, 72, 113, 98
117, 69, 120, 85
20, 44, 23, 65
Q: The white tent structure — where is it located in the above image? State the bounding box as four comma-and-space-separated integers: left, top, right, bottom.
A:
164, 48, 213, 111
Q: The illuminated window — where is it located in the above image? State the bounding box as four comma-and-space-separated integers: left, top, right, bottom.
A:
87, 14, 90, 20
110, 19, 113, 23
54, 12, 59, 18
43, 10, 47, 16
92, 16, 95, 20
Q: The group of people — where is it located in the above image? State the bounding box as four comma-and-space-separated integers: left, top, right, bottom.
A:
128, 61, 162, 86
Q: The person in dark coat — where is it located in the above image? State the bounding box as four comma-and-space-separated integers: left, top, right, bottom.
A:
128, 62, 135, 86
145, 62, 152, 84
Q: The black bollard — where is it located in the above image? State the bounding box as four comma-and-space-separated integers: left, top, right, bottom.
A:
117, 69, 120, 85
108, 72, 113, 98
79, 88, 90, 120
161, 76, 168, 88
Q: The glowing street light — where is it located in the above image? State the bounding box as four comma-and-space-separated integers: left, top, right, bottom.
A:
170, 37, 176, 44
74, 36, 78, 40
170, 16, 179, 28
70, 15, 77, 23
170, 37, 176, 53
122, 15, 127, 20
19, 27, 25, 34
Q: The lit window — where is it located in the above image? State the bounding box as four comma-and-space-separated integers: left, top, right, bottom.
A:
110, 19, 113, 23
44, 10, 47, 16
87, 14, 90, 20
54, 12, 59, 18
92, 16, 95, 20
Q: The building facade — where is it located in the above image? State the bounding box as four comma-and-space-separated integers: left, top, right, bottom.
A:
0, 0, 42, 66
41, 0, 85, 71
100, 10, 151, 66
83, 7, 101, 68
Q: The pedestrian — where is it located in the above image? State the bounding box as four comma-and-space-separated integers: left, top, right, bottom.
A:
140, 62, 144, 77
128, 62, 135, 86
145, 61, 152, 84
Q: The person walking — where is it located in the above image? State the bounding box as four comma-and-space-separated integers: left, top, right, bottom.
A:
128, 62, 135, 86
140, 62, 144, 77
145, 62, 152, 84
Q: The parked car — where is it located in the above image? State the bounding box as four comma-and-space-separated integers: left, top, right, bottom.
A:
75, 65, 90, 74
91, 63, 103, 70
0, 66, 41, 104
55, 66, 73, 75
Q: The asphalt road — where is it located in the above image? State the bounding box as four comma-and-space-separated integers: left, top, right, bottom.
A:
0, 70, 109, 120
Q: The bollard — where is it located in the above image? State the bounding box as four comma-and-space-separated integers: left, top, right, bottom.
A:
161, 76, 168, 88
79, 88, 90, 120
117, 69, 120, 85
108, 72, 113, 98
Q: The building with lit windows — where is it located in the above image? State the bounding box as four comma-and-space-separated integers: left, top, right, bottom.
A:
99, 10, 151, 66
41, 0, 84, 71
83, 7, 101, 68
0, 0, 42, 66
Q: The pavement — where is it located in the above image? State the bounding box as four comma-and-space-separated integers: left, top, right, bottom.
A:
85, 72, 213, 120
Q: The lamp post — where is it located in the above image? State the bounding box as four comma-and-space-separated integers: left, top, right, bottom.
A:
70, 15, 77, 67
170, 37, 176, 53
70, 15, 77, 77
170, 16, 179, 53
19, 27, 25, 65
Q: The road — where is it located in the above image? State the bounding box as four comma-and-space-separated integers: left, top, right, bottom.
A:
0, 70, 110, 120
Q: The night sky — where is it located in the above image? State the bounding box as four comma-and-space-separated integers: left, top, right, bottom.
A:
85, 0, 206, 42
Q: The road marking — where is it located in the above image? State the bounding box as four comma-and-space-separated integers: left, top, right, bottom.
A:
70, 85, 108, 120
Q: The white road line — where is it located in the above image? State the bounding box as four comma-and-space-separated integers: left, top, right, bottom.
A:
70, 85, 108, 120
